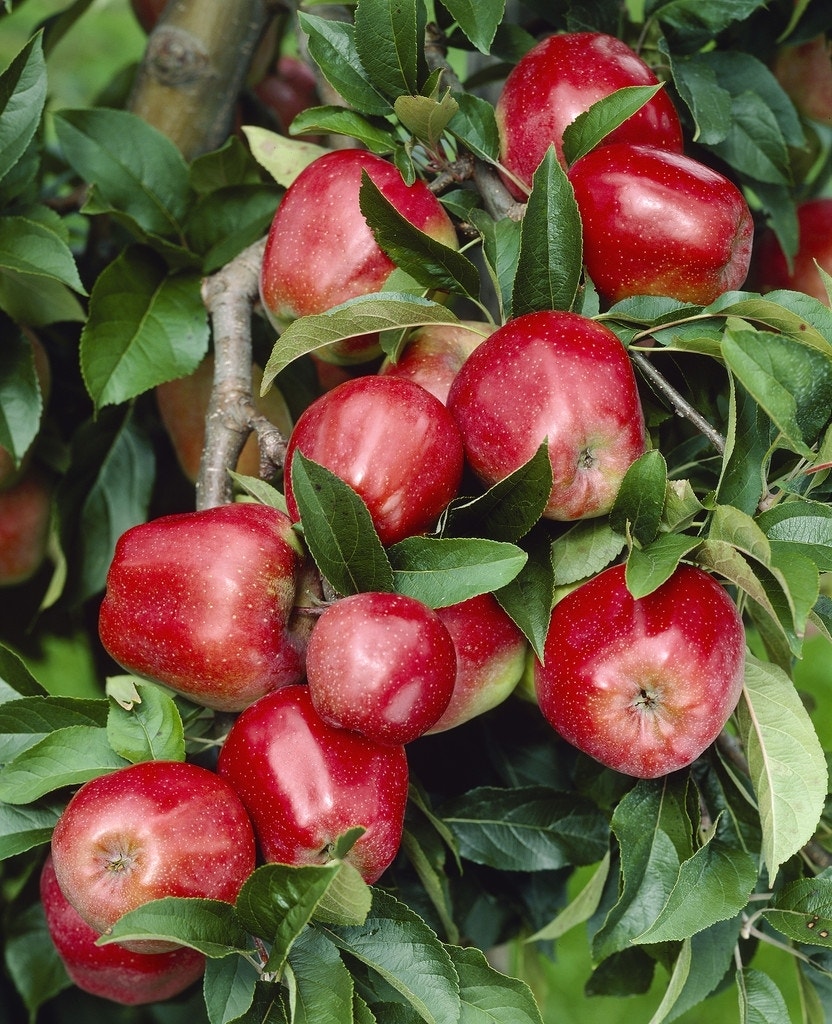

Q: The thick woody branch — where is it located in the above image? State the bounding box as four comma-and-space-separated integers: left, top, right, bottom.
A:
197, 237, 277, 511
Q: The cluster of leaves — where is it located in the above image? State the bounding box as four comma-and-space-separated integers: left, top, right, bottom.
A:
1, 0, 832, 1023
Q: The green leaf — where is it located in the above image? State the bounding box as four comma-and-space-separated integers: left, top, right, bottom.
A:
235, 862, 342, 974
289, 106, 397, 154
0, 32, 47, 184
394, 92, 459, 151
717, 376, 772, 516
105, 678, 185, 764
186, 184, 279, 273
0, 694, 107, 761
290, 451, 395, 597
387, 536, 527, 608
204, 955, 260, 1024
440, 786, 608, 871
447, 92, 501, 164
764, 878, 832, 949
647, 0, 778, 48
736, 968, 792, 1024
0, 642, 46, 700
667, 51, 732, 146
448, 944, 543, 1024
440, 0, 505, 53
359, 172, 479, 300
312, 859, 373, 927
550, 518, 627, 587
511, 148, 582, 317
0, 213, 85, 293
648, 940, 692, 1024
0, 268, 85, 326
562, 85, 664, 166
80, 246, 209, 411
0, 325, 43, 466
711, 91, 791, 186
54, 108, 191, 238
101, 897, 251, 957
625, 534, 702, 600
242, 126, 329, 188
736, 655, 828, 886
0, 725, 128, 804
440, 441, 552, 543
610, 450, 667, 547
469, 209, 522, 322
722, 329, 832, 457
4, 903, 71, 1019
189, 135, 264, 193
664, 918, 744, 1023
0, 799, 64, 859
494, 530, 556, 660
286, 927, 356, 1024
354, 0, 425, 99
299, 12, 391, 117
262, 294, 459, 387
758, 499, 832, 572
527, 852, 611, 942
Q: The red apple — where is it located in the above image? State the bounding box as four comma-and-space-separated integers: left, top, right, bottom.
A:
98, 502, 312, 712
217, 684, 409, 883
446, 310, 647, 521
306, 591, 457, 745
534, 563, 746, 779
50, 760, 256, 952
155, 356, 293, 484
259, 149, 459, 364
40, 855, 205, 1006
425, 593, 529, 734
377, 321, 494, 404
0, 468, 52, 587
753, 197, 832, 304
567, 142, 754, 306
254, 54, 321, 134
772, 33, 832, 127
283, 375, 465, 545
495, 31, 683, 196
130, 0, 167, 32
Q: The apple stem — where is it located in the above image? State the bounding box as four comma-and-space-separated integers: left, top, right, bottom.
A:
631, 350, 726, 454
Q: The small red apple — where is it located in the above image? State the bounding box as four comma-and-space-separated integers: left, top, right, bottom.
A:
254, 54, 321, 134
306, 591, 457, 745
40, 855, 206, 1006
155, 356, 293, 484
567, 142, 754, 306
0, 468, 52, 587
98, 502, 311, 712
50, 760, 256, 953
752, 197, 832, 305
377, 322, 494, 404
259, 149, 459, 364
446, 310, 647, 521
426, 593, 529, 734
772, 33, 832, 127
283, 375, 465, 545
495, 31, 683, 195
129, 0, 167, 32
217, 684, 409, 884
534, 563, 746, 779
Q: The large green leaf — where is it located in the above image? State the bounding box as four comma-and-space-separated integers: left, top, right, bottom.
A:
764, 877, 832, 950
447, 944, 543, 1024
0, 213, 85, 294
80, 246, 209, 410
354, 0, 425, 100
286, 927, 356, 1024
0, 32, 47, 184
105, 678, 185, 765
0, 324, 43, 467
203, 955, 261, 1024
0, 799, 64, 860
609, 449, 668, 547
0, 694, 107, 761
101, 898, 252, 958
439, 0, 506, 53
562, 85, 664, 165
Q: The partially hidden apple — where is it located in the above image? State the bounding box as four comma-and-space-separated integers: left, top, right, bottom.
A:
253, 54, 321, 135
40, 855, 206, 1006
377, 321, 494, 404
50, 760, 256, 952
446, 310, 647, 521
534, 563, 746, 779
426, 593, 529, 734
495, 31, 683, 196
772, 33, 832, 127
155, 355, 293, 484
567, 142, 754, 306
284, 374, 465, 545
217, 684, 409, 884
0, 467, 52, 587
306, 591, 457, 745
98, 502, 313, 712
259, 149, 459, 364
752, 197, 832, 304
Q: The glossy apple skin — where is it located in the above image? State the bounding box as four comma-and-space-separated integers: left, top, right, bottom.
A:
377, 322, 494, 404
284, 375, 465, 545
495, 31, 683, 195
567, 143, 754, 306
259, 149, 459, 363
50, 760, 256, 953
753, 197, 832, 305
0, 468, 52, 586
446, 310, 647, 521
40, 855, 205, 1006
306, 592, 457, 745
98, 503, 309, 712
772, 34, 832, 127
217, 685, 409, 884
426, 593, 528, 734
155, 356, 293, 484
534, 564, 746, 779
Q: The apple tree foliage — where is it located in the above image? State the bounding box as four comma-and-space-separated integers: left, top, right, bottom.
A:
1, 0, 832, 1021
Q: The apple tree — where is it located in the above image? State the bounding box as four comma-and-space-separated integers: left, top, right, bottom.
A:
1, 0, 832, 1021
